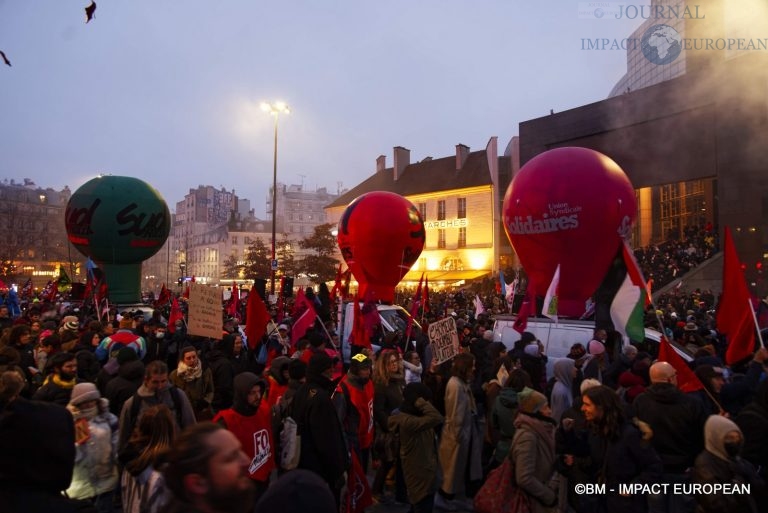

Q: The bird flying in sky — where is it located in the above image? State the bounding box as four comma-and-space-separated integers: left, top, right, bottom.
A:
85, 1, 97, 23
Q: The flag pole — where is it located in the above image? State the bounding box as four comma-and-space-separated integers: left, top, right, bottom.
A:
748, 297, 767, 349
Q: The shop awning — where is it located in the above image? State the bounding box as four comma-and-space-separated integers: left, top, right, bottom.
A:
400, 270, 490, 283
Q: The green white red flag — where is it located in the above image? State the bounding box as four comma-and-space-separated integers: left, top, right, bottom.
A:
610, 241, 648, 343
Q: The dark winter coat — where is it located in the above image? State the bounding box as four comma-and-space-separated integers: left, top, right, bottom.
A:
583, 422, 663, 513
291, 373, 349, 488
633, 382, 708, 472
206, 348, 235, 411
104, 360, 144, 417
692, 415, 763, 513
735, 380, 768, 478
388, 398, 443, 504
373, 376, 404, 433
0, 397, 87, 513
32, 375, 78, 406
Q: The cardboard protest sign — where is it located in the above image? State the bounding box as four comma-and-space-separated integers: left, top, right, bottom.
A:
428, 316, 459, 365
187, 283, 223, 339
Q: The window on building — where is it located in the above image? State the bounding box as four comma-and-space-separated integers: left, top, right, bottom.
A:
457, 197, 466, 218
437, 200, 446, 221
438, 229, 446, 249
418, 203, 427, 221
458, 227, 466, 248
232, 236, 238, 245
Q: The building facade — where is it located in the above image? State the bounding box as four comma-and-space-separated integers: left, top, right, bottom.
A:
0, 180, 80, 288
325, 138, 513, 289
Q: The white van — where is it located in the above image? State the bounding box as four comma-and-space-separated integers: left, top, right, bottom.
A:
492, 316, 693, 378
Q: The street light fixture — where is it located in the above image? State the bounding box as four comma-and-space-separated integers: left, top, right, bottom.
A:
261, 101, 290, 298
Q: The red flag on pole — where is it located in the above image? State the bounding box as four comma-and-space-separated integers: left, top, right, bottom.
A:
350, 297, 370, 349
422, 276, 430, 313
717, 227, 757, 365
291, 291, 318, 345
330, 264, 343, 303
245, 287, 271, 351
343, 450, 373, 513
404, 273, 424, 342
513, 280, 535, 334
154, 284, 171, 309
658, 337, 704, 393
168, 297, 183, 334
227, 282, 239, 318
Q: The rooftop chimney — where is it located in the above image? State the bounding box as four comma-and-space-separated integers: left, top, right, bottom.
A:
376, 155, 386, 173
393, 146, 410, 181
456, 144, 470, 170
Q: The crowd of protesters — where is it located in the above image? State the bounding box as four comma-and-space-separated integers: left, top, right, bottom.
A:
1, 277, 767, 513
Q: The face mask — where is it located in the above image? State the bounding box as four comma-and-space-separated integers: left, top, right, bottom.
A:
59, 371, 76, 381
79, 405, 99, 420
156, 332, 166, 339
724, 440, 743, 458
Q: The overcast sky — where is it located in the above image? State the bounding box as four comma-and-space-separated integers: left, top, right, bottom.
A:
1, 1, 645, 216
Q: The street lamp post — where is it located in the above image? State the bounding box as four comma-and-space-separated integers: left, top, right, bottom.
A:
261, 101, 290, 298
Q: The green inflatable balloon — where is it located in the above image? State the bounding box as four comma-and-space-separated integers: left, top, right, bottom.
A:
65, 176, 171, 303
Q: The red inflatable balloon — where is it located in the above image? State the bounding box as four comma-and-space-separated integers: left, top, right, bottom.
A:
337, 191, 425, 303
502, 147, 636, 317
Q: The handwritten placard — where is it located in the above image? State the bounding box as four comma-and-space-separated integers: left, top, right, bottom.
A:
428, 316, 459, 365
187, 283, 223, 339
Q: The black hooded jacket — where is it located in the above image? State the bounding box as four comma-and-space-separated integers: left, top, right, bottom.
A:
291, 370, 349, 487
633, 382, 708, 472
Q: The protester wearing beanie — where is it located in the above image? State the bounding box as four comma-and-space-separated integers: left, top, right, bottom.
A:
290, 352, 348, 507
692, 415, 761, 513
389, 382, 443, 513
511, 387, 558, 512
65, 383, 119, 512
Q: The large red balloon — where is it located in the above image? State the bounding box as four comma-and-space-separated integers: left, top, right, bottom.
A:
503, 147, 636, 317
337, 191, 425, 303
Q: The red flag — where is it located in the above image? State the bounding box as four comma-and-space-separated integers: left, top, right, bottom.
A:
350, 297, 370, 349
658, 337, 704, 393
245, 287, 271, 351
168, 297, 183, 334
43, 280, 59, 302
154, 284, 171, 309
227, 282, 239, 317
404, 273, 424, 342
182, 283, 190, 299
330, 264, 343, 303
343, 450, 372, 513
291, 291, 318, 345
717, 227, 757, 365
513, 281, 535, 334
94, 277, 108, 306
422, 276, 430, 313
